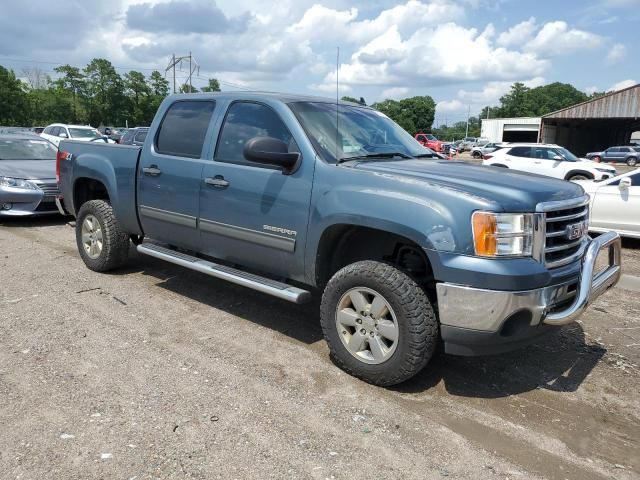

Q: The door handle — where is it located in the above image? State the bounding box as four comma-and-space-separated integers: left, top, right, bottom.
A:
205, 176, 230, 188
142, 165, 162, 176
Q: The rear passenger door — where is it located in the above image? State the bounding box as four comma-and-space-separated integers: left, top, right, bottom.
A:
137, 100, 217, 250
504, 146, 533, 172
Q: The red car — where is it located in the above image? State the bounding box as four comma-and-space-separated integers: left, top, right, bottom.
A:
415, 133, 447, 152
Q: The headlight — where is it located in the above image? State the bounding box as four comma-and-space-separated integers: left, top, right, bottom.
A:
0, 177, 38, 190
472, 212, 533, 257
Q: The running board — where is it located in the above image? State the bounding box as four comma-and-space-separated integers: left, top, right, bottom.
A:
137, 242, 311, 304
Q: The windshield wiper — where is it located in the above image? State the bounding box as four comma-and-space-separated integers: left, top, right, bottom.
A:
337, 152, 412, 164
412, 153, 439, 158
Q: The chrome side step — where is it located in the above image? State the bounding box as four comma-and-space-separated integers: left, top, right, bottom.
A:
137, 242, 311, 304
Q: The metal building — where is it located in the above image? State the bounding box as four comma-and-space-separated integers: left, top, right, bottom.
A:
480, 117, 541, 143
540, 83, 640, 156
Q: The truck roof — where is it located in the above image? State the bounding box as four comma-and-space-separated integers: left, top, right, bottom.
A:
166, 91, 373, 107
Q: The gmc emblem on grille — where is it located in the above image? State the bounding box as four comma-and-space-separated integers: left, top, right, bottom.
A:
565, 221, 588, 240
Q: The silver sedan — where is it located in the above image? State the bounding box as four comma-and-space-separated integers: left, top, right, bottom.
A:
0, 134, 61, 217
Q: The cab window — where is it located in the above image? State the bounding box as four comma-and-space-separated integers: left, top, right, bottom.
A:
215, 102, 298, 166
156, 101, 216, 158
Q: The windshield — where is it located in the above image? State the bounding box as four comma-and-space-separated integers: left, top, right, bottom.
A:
554, 147, 579, 161
0, 139, 57, 160
69, 128, 103, 139
289, 102, 435, 162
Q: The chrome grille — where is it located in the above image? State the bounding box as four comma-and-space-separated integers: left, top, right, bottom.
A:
36, 182, 60, 201
537, 196, 590, 269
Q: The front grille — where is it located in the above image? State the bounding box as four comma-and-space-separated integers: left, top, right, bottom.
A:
542, 199, 589, 269
36, 182, 60, 201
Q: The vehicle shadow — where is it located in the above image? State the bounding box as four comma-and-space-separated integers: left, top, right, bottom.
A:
622, 237, 640, 249
0, 215, 70, 228
118, 251, 325, 345
393, 323, 605, 398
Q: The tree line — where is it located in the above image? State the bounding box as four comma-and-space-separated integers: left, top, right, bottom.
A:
0, 59, 220, 128
1, 58, 605, 138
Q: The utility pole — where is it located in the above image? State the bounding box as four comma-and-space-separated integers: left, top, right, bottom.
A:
165, 53, 200, 93
465, 105, 471, 138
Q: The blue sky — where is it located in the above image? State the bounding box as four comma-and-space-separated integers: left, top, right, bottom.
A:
1, 0, 638, 123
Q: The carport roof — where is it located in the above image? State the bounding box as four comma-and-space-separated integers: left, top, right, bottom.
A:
543, 83, 640, 119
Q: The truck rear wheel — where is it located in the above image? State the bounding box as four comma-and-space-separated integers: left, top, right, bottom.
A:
76, 200, 130, 272
320, 260, 438, 386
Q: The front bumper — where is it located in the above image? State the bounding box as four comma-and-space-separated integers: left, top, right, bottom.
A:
436, 231, 621, 356
0, 182, 60, 217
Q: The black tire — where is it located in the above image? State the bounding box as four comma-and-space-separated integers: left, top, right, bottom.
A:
566, 172, 594, 181
627, 157, 638, 167
320, 260, 438, 386
472, 151, 481, 159
76, 199, 130, 272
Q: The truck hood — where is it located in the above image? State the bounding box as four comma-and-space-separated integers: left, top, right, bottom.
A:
0, 159, 56, 180
352, 159, 584, 211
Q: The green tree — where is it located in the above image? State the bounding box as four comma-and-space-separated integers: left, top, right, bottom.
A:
499, 82, 532, 117
201, 78, 221, 92
341, 95, 359, 103
83, 58, 125, 126
0, 66, 29, 125
53, 64, 86, 123
371, 96, 436, 134
179, 83, 199, 93
148, 71, 170, 97
124, 71, 151, 126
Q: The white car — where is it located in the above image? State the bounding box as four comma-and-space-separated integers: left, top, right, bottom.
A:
573, 169, 640, 238
482, 143, 616, 181
40, 124, 115, 147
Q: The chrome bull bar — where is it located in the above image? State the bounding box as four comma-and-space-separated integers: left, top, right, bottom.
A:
543, 231, 621, 326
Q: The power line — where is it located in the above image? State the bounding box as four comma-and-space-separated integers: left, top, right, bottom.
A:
0, 55, 249, 91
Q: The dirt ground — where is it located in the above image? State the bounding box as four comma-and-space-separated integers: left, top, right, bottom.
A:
0, 217, 638, 480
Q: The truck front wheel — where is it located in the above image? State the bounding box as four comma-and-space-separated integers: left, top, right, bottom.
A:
75, 200, 130, 272
320, 260, 438, 386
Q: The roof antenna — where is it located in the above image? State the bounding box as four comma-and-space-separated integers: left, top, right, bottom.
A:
335, 46, 340, 163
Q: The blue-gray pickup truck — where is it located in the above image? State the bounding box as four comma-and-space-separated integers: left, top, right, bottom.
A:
57, 92, 622, 386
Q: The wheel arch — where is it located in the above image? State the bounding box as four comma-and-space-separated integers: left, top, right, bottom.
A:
314, 223, 435, 291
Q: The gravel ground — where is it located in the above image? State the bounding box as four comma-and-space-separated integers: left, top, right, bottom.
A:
1, 216, 639, 480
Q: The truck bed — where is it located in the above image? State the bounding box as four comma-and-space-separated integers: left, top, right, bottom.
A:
58, 140, 143, 235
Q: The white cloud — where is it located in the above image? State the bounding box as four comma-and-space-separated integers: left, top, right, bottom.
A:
606, 43, 626, 64
436, 99, 465, 113
497, 17, 536, 47
608, 79, 637, 91
525, 21, 604, 55
327, 23, 548, 88
382, 87, 410, 99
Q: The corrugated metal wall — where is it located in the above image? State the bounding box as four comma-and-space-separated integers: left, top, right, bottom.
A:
544, 85, 640, 119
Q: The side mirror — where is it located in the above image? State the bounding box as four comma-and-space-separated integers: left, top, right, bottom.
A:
243, 136, 300, 173
58, 132, 68, 138
553, 155, 563, 161
619, 177, 632, 189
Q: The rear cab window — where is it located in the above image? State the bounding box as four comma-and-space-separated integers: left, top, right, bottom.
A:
156, 101, 216, 158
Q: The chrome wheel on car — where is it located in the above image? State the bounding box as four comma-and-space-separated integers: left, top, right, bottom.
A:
335, 287, 399, 364
81, 214, 104, 259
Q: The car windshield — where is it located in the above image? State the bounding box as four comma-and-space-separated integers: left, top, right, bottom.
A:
69, 128, 103, 139
289, 102, 434, 162
0, 139, 57, 160
554, 147, 579, 161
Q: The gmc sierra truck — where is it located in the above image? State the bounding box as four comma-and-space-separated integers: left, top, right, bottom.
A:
57, 92, 622, 386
